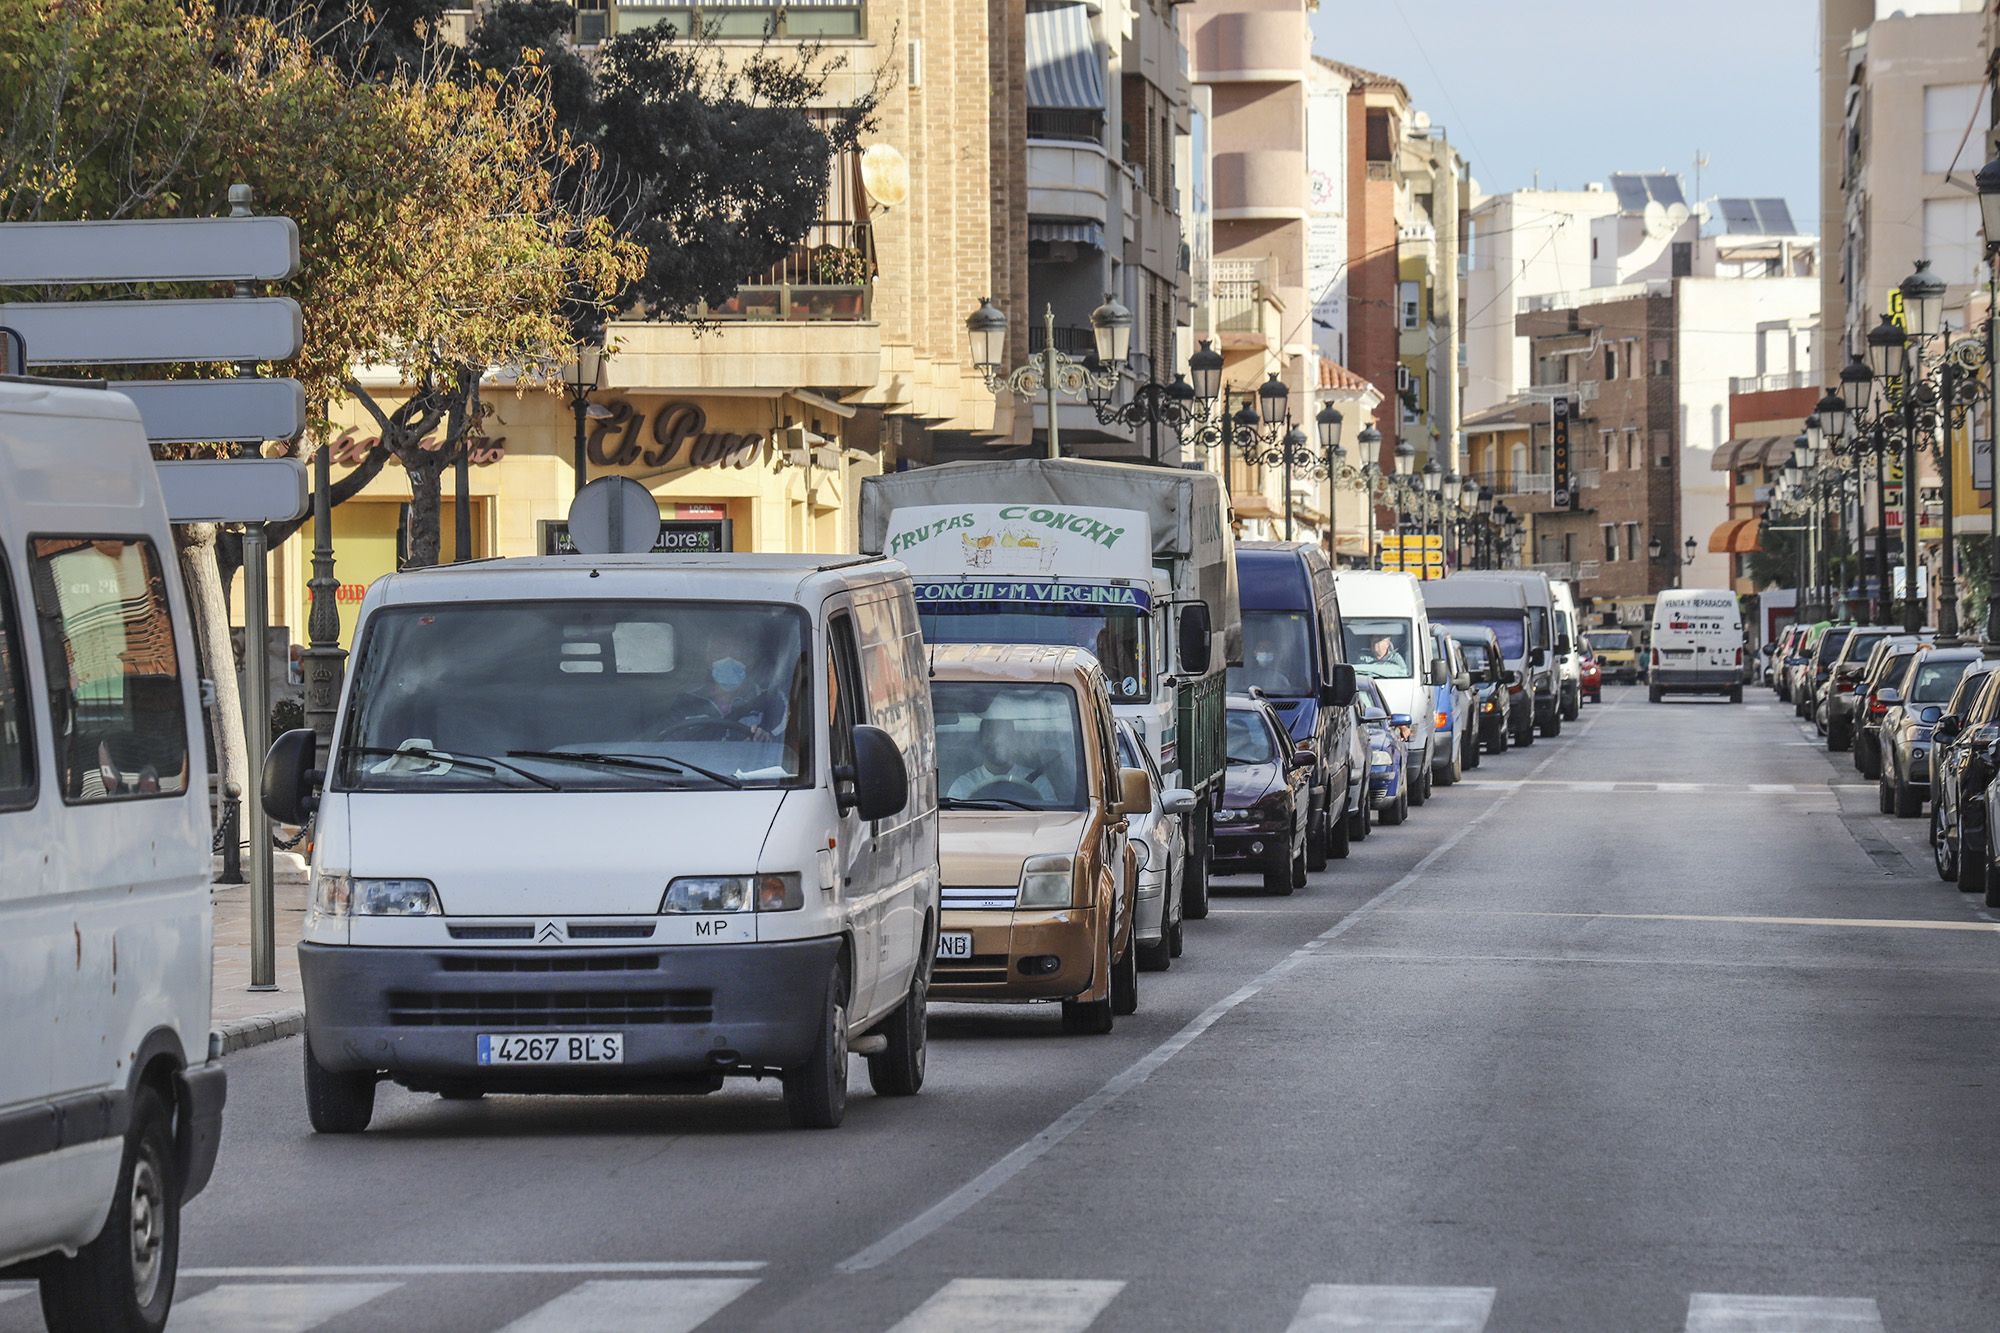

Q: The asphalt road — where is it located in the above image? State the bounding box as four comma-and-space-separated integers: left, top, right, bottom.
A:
11, 684, 2000, 1331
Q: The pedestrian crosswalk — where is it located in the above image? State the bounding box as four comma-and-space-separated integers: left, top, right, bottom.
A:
0, 1276, 1899, 1331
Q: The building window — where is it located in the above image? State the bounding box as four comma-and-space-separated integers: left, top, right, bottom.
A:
1652, 429, 1671, 468
1604, 345, 1618, 381
1626, 430, 1640, 470
1601, 429, 1617, 472
1366, 109, 1393, 162
1923, 84, 1989, 174
1509, 442, 1528, 490
1923, 196, 1982, 287
1602, 524, 1617, 563
1399, 281, 1420, 330
1625, 522, 1641, 562
615, 2, 864, 38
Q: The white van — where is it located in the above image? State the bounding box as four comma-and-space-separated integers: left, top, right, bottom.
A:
1649, 588, 1746, 703
1332, 570, 1444, 805
263, 554, 938, 1130
0, 378, 225, 1332
1551, 580, 1583, 720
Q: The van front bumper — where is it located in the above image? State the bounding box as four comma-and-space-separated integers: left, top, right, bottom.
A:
298, 938, 838, 1079
932, 907, 1101, 1001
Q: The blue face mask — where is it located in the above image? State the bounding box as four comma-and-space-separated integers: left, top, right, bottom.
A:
711, 658, 749, 690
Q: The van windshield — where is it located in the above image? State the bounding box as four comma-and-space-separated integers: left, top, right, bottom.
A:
934, 681, 1087, 811
918, 605, 1150, 703
1342, 617, 1414, 678
1229, 611, 1315, 697
337, 601, 810, 792
1439, 617, 1525, 660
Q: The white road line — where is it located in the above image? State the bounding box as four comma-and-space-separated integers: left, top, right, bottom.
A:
182, 1262, 765, 1277
496, 1278, 757, 1333
172, 1281, 398, 1332
1285, 1283, 1496, 1331
887, 1279, 1124, 1332
1685, 1292, 1885, 1332
1379, 907, 2000, 934
835, 704, 1610, 1276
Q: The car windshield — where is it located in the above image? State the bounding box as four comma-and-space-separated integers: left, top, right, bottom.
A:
1586, 630, 1632, 652
934, 681, 1086, 811
1911, 659, 1971, 704
1440, 616, 1526, 659
1230, 610, 1315, 697
1342, 617, 1414, 679
1226, 708, 1281, 764
1814, 627, 1852, 665
1454, 638, 1495, 673
1357, 680, 1390, 721
337, 601, 809, 791
919, 604, 1150, 703
1842, 631, 1889, 665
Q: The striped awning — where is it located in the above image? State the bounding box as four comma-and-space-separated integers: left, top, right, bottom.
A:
1026, 3, 1104, 111
1712, 435, 1793, 471
1028, 219, 1106, 250
1708, 518, 1763, 554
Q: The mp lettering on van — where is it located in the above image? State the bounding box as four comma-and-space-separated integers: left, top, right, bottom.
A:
694, 918, 732, 938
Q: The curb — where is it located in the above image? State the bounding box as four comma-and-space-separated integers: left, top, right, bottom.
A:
217, 1008, 306, 1055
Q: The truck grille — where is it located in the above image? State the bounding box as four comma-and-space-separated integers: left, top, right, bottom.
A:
386, 987, 713, 1027
439, 953, 659, 974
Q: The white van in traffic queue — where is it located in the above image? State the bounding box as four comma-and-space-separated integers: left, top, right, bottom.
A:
1648, 588, 1746, 703
1331, 570, 1446, 806
1551, 579, 1584, 720
262, 554, 939, 1131
0, 378, 226, 1333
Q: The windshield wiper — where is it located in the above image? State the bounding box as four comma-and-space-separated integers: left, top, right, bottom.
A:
940, 795, 1041, 811
510, 749, 744, 790
346, 745, 562, 790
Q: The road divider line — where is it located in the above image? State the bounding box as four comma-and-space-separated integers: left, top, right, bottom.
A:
496, 1278, 759, 1333
1286, 1283, 1496, 1332
182, 1262, 768, 1277
887, 1278, 1125, 1332
1685, 1292, 1884, 1332
836, 702, 1610, 1276
167, 1280, 398, 1332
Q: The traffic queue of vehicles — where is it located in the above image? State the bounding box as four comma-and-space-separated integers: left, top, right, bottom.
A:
1782, 620, 2000, 908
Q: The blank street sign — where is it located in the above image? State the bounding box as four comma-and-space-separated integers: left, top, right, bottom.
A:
0, 217, 300, 284
1, 298, 302, 365
156, 459, 310, 524
567, 476, 662, 555
115, 379, 306, 444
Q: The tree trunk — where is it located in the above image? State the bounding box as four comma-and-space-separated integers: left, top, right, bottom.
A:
406, 460, 444, 569
175, 523, 249, 804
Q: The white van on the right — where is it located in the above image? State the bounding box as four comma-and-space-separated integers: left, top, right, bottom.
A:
1649, 589, 1745, 703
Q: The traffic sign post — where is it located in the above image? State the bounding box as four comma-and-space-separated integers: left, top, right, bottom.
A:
566, 476, 664, 555
119, 379, 307, 445
1, 297, 303, 365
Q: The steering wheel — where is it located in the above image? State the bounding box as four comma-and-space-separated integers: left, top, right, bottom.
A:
655, 717, 759, 742
968, 779, 1042, 804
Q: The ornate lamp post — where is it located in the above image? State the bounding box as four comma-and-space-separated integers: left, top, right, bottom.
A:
1978, 151, 2000, 648
565, 341, 606, 492
1419, 457, 1444, 574
966, 295, 1130, 459
1839, 352, 1890, 623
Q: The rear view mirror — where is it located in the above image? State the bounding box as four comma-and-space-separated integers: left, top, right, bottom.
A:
1428, 658, 1449, 686
1289, 747, 1318, 772
1530, 648, 1548, 667
1389, 713, 1413, 729
1876, 686, 1902, 707
1919, 705, 1944, 724
1115, 765, 1152, 817
1935, 714, 1964, 740
1161, 787, 1198, 816
1178, 603, 1212, 676
262, 728, 319, 825
847, 724, 909, 821
1320, 663, 1357, 708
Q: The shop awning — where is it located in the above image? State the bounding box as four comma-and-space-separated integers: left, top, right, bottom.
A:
1708, 517, 1762, 554
1026, 3, 1104, 110
1028, 219, 1106, 250
1713, 435, 1792, 471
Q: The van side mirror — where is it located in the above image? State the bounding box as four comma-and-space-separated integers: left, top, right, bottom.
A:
1502, 669, 1521, 686
1531, 647, 1548, 668
1557, 636, 1573, 656
1428, 657, 1449, 686
1115, 766, 1152, 817
1177, 604, 1212, 676
262, 728, 320, 825
1320, 663, 1357, 708
847, 724, 909, 821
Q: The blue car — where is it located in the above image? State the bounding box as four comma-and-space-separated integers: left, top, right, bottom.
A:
1360, 678, 1411, 826
1427, 622, 1474, 787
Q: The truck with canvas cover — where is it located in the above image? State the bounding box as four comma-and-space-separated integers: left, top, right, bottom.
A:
859, 459, 1238, 915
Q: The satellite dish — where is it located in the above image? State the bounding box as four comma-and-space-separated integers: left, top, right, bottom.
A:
1642, 200, 1674, 241
1411, 110, 1432, 134
566, 476, 661, 556
1665, 202, 1691, 232
861, 144, 910, 209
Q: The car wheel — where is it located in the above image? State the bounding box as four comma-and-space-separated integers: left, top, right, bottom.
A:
304, 1033, 376, 1135
37, 1085, 178, 1333
1878, 775, 1893, 815
1515, 718, 1535, 746
1264, 818, 1297, 895
1061, 927, 1116, 1035
1934, 806, 1958, 881
865, 952, 927, 1097
1409, 763, 1430, 807
1181, 816, 1210, 921
1895, 773, 1922, 819
1380, 790, 1407, 826
1328, 793, 1353, 858
1290, 828, 1308, 890
1167, 900, 1185, 958
1306, 792, 1330, 872
1828, 717, 1848, 750
1960, 828, 1990, 895
1649, 683, 1663, 704
1111, 933, 1139, 1015
783, 967, 849, 1128
1137, 931, 1172, 973
1543, 708, 1562, 737
1348, 798, 1371, 841
1728, 685, 1743, 705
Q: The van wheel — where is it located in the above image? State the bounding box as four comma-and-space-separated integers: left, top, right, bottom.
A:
1464, 730, 1481, 771
1111, 936, 1139, 1015
1061, 929, 1116, 1034
1649, 683, 1664, 704
784, 969, 849, 1127
1347, 800, 1371, 840
866, 956, 927, 1098
1409, 765, 1430, 807
1729, 685, 1744, 705
38, 1086, 178, 1333
1542, 709, 1562, 737
304, 1034, 376, 1135
1514, 719, 1535, 747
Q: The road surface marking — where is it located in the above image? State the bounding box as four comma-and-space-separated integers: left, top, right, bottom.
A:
0, 1287, 25, 1308
1685, 1292, 1884, 1331
1379, 907, 2000, 934
172, 1281, 397, 1332
183, 1262, 766, 1277
496, 1278, 757, 1333
887, 1279, 1124, 1332
1285, 1284, 1496, 1331
835, 704, 1611, 1276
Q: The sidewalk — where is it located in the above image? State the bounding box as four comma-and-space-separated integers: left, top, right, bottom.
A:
209, 852, 310, 1053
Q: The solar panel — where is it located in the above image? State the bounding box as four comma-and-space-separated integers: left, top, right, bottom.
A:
1610, 172, 1687, 214
1715, 197, 1799, 235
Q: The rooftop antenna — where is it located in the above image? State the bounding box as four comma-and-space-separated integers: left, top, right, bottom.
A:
1693, 149, 1710, 228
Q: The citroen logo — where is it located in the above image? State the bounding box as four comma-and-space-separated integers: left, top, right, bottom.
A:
535, 920, 563, 943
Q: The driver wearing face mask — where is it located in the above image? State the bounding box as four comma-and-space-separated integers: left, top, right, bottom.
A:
672, 643, 788, 739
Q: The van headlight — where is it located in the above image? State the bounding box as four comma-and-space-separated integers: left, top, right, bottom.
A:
312, 875, 440, 916
660, 874, 802, 914
1017, 855, 1074, 908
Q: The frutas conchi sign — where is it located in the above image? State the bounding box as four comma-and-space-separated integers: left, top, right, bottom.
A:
881, 504, 1154, 580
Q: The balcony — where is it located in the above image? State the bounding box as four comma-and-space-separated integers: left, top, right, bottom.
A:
1029, 140, 1112, 223
1213, 258, 1275, 337
1191, 9, 1307, 83
1212, 150, 1307, 221
698, 220, 874, 324
1730, 370, 1812, 395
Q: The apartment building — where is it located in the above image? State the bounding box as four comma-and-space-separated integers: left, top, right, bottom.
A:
1463, 186, 1621, 415
1398, 118, 1471, 472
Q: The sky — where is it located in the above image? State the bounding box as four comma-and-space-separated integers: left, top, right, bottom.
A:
1308, 0, 1820, 225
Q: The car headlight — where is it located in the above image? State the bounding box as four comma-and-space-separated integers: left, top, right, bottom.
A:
660, 873, 803, 914
1370, 747, 1393, 764
1130, 837, 1152, 872
1252, 790, 1291, 820
1215, 807, 1245, 823
1018, 854, 1074, 908
311, 875, 440, 917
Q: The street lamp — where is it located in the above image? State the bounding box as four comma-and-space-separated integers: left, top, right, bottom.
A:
1257, 373, 1289, 427
1188, 340, 1225, 404
967, 297, 1124, 459
1316, 402, 1343, 455
565, 341, 607, 492
1978, 153, 2000, 248
1901, 259, 1946, 340
1867, 312, 1908, 381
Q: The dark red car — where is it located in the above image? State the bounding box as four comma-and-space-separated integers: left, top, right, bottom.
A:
1580, 651, 1603, 704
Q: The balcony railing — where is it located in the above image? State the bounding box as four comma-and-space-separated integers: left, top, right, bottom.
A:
1729, 370, 1812, 395
1028, 324, 1098, 356
1213, 257, 1270, 334
701, 220, 874, 322
1029, 109, 1104, 146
